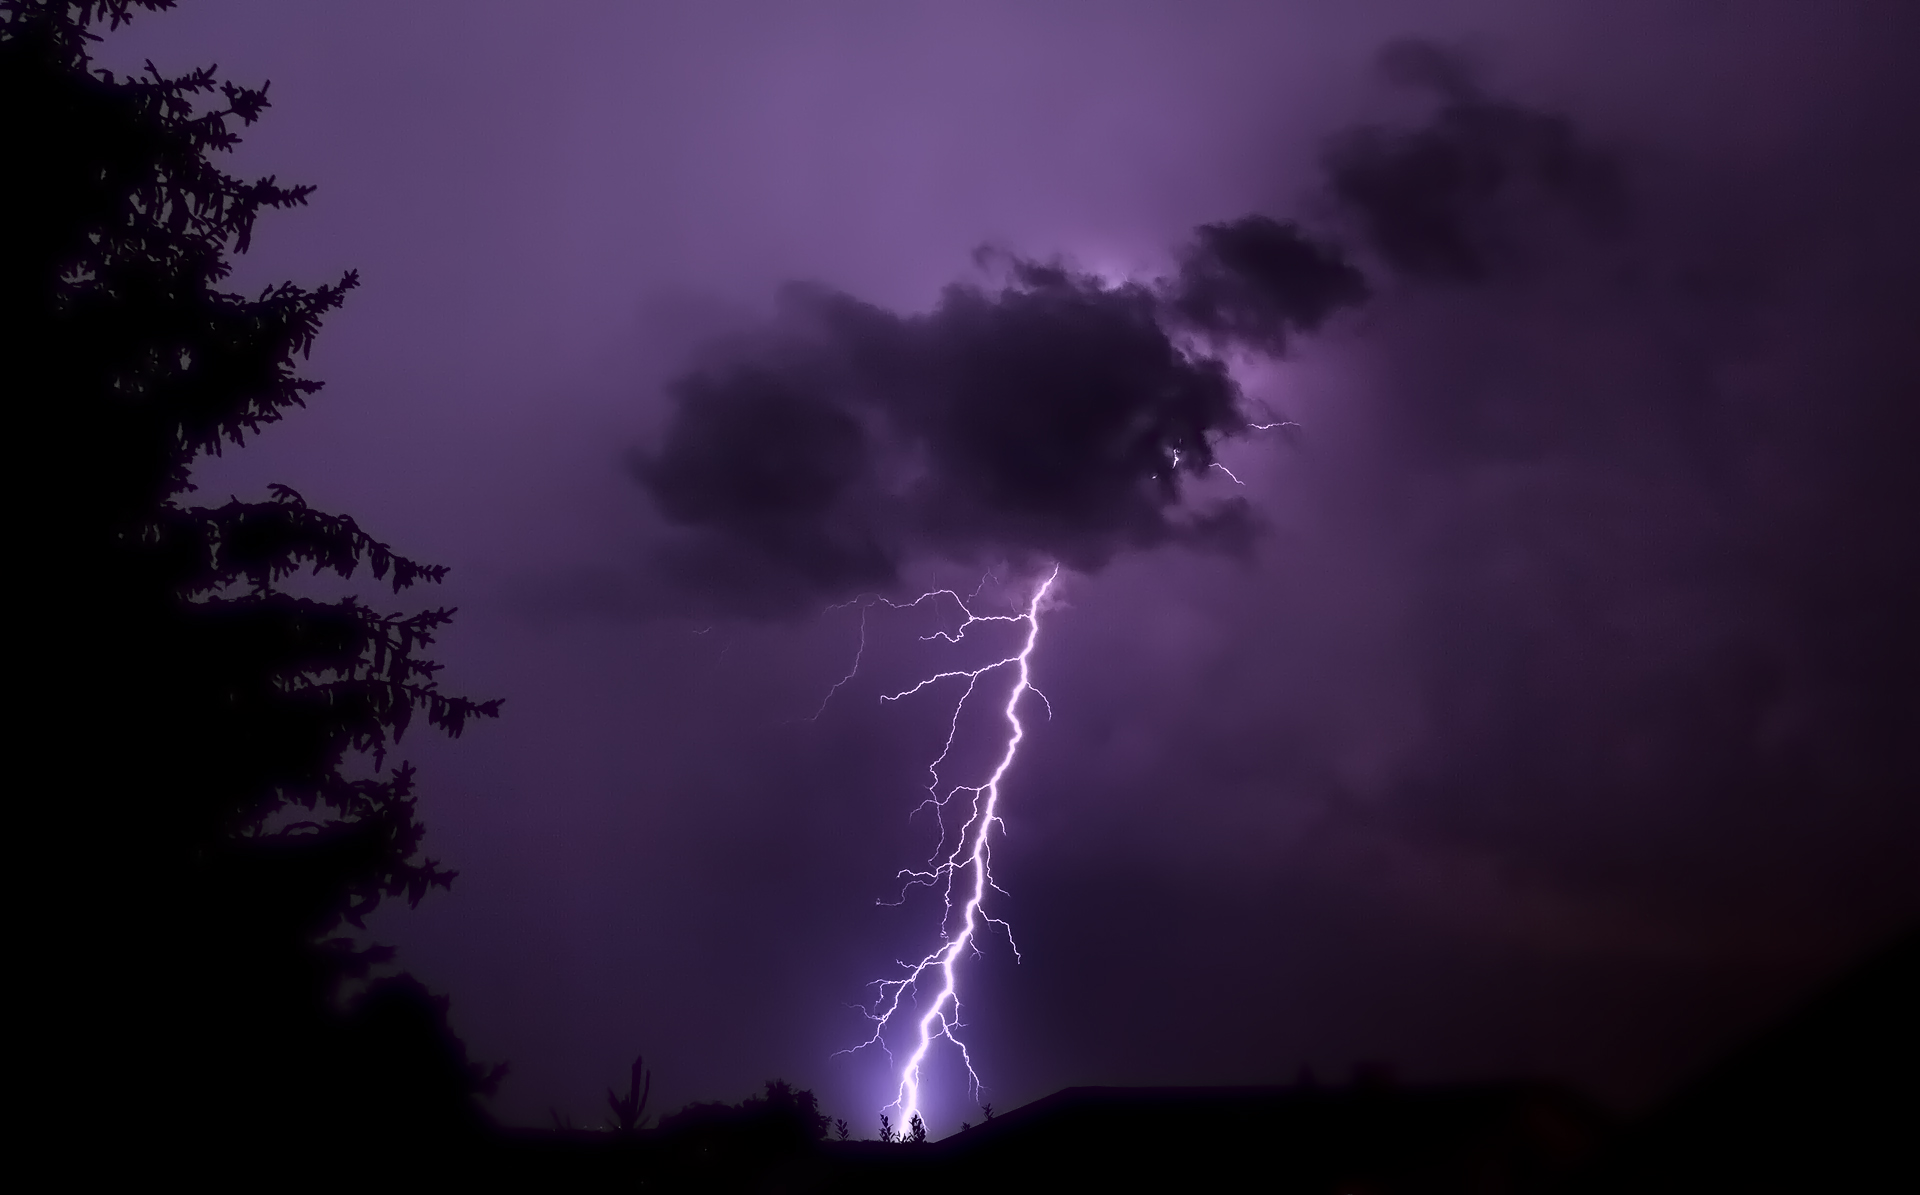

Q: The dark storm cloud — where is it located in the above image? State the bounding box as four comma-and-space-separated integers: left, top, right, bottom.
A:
1324, 38, 1624, 281
1168, 215, 1370, 354
633, 261, 1271, 613
629, 38, 1635, 616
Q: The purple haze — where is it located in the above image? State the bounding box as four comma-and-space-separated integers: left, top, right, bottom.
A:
96, 1, 1919, 1133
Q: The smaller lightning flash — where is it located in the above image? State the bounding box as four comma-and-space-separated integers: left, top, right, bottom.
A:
1164, 445, 1247, 486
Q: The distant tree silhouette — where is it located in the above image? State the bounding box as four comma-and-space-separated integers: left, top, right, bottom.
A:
654, 1079, 833, 1140
637, 1078, 836, 1184
738, 1079, 833, 1142
4, 0, 500, 1166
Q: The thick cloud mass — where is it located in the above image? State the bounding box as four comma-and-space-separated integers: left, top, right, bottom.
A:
635, 263, 1267, 611
1325, 38, 1623, 281
629, 40, 1632, 615
1170, 216, 1370, 354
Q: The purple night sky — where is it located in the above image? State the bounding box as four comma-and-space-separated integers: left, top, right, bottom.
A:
98, 1, 1918, 1134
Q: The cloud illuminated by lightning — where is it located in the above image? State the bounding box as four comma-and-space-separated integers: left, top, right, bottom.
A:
823, 566, 1060, 1130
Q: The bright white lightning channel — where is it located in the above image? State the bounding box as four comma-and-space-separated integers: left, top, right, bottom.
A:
824, 565, 1060, 1129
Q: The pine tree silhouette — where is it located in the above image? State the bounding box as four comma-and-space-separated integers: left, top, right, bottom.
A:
4, 0, 501, 1168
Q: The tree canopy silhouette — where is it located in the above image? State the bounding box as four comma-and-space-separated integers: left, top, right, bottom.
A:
4, 0, 501, 1163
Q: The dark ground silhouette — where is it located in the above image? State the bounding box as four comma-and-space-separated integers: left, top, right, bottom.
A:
470, 929, 1920, 1192
1567, 924, 1919, 1194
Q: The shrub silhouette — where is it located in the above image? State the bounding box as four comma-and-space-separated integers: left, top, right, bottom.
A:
872, 1111, 929, 1144
606, 1053, 653, 1133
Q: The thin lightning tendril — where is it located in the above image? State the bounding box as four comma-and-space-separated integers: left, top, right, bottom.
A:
1157, 418, 1298, 486
1164, 447, 1246, 486
802, 600, 871, 722
824, 565, 1061, 1129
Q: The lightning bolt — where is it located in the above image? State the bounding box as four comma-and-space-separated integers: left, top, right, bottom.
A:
793, 399, 1288, 1128
823, 565, 1060, 1131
